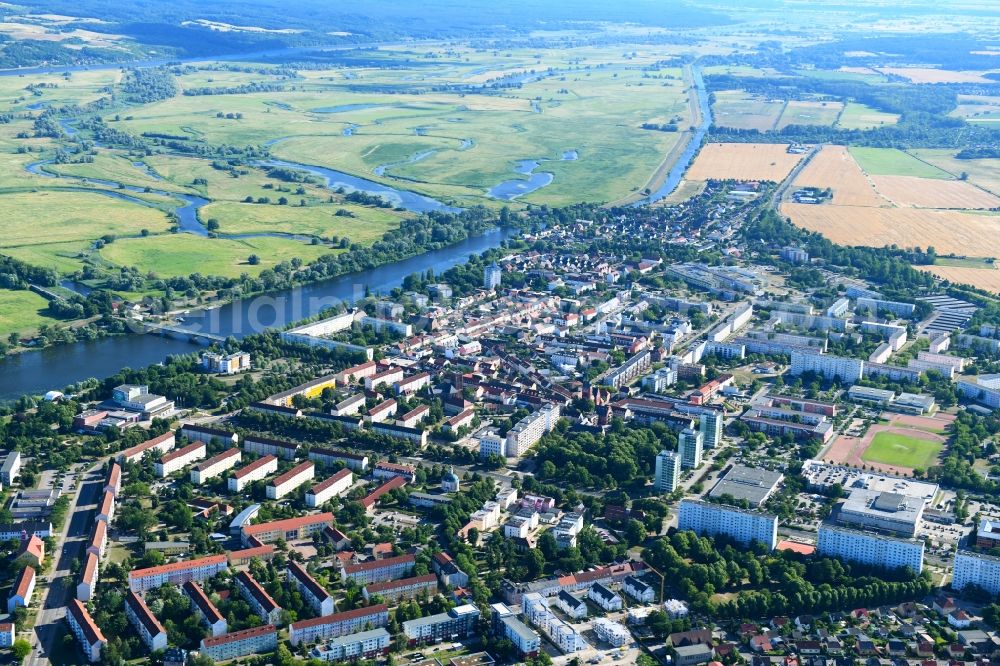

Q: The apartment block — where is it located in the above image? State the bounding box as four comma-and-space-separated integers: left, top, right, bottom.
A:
77, 552, 98, 602
363, 573, 438, 603
200, 625, 277, 662
229, 454, 278, 492
267, 461, 315, 500
402, 604, 480, 646
309, 447, 369, 472
678, 428, 703, 470
654, 450, 681, 493
119, 432, 176, 464
191, 447, 240, 484
817, 524, 924, 573
155, 441, 206, 477
952, 550, 1000, 595
289, 604, 390, 647
67, 599, 106, 663
125, 591, 168, 652
184, 580, 227, 637
241, 513, 334, 547
678, 499, 778, 550
310, 628, 391, 662
288, 561, 335, 616
7, 565, 35, 613
179, 424, 239, 447
306, 469, 353, 508
789, 351, 864, 384
236, 571, 282, 625
244, 435, 299, 460
341, 553, 415, 585
128, 554, 229, 593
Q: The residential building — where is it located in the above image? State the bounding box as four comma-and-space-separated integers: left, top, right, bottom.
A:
623, 575, 655, 603
96, 490, 115, 524
7, 565, 35, 613
700, 410, 723, 449
363, 573, 438, 603
229, 455, 278, 492
0, 623, 13, 648
500, 615, 541, 657
17, 534, 45, 567
241, 513, 333, 547
521, 592, 587, 653
155, 441, 206, 477
366, 398, 397, 423
201, 351, 251, 375
402, 604, 480, 646
675, 643, 713, 666
789, 351, 864, 383
310, 628, 391, 662
678, 499, 778, 550
977, 518, 1000, 549
289, 561, 335, 616
266, 461, 315, 499
200, 625, 278, 662
817, 524, 924, 573
243, 435, 298, 460
678, 428, 703, 469
360, 476, 407, 513
594, 618, 630, 648
67, 599, 106, 663
190, 447, 240, 484
306, 469, 353, 507
588, 582, 623, 611
0, 451, 21, 485
118, 432, 176, 464
504, 404, 561, 457
557, 590, 588, 619
125, 591, 168, 652
236, 571, 282, 625
309, 447, 369, 472
341, 553, 415, 585
178, 424, 239, 447
103, 462, 121, 497
77, 552, 98, 602
655, 450, 681, 493
953, 550, 1000, 595
485, 262, 502, 289
395, 372, 431, 395
373, 461, 416, 482
289, 605, 390, 647
432, 552, 469, 589
86, 521, 106, 558
183, 581, 227, 637
128, 554, 229, 593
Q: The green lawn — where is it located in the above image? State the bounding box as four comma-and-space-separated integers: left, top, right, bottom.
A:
861, 431, 944, 469
200, 201, 403, 242
836, 102, 900, 130
0, 289, 60, 337
934, 256, 997, 268
849, 147, 952, 179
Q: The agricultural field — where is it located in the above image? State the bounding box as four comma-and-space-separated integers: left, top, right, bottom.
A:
686, 143, 805, 182
711, 90, 783, 130
198, 201, 404, 240
849, 147, 951, 179
910, 149, 1000, 195
949, 94, 1000, 123
0, 289, 59, 338
775, 100, 843, 129
868, 175, 1000, 209
876, 67, 996, 84
917, 264, 1000, 293
861, 431, 944, 470
99, 234, 336, 280
835, 102, 900, 130
789, 145, 888, 207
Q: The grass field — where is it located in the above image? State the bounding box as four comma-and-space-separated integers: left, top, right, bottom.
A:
910, 149, 1000, 195
0, 289, 59, 338
99, 234, 338, 279
935, 256, 997, 268
850, 147, 952, 179
836, 102, 900, 130
711, 90, 783, 130
200, 201, 403, 240
861, 431, 944, 469
775, 100, 843, 129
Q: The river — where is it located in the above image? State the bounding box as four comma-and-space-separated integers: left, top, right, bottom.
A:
0, 227, 517, 402
641, 66, 712, 205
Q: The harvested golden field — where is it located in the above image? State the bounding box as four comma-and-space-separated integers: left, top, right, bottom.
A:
687, 143, 805, 182
876, 67, 994, 84
910, 149, 1000, 195
782, 204, 1000, 257
870, 175, 1000, 209
917, 265, 1000, 293
790, 145, 888, 207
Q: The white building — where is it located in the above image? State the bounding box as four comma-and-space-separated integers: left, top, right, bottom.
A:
789, 351, 864, 384
556, 590, 587, 619
288, 561, 336, 617
125, 591, 168, 652
817, 524, 924, 573
593, 618, 630, 648
484, 262, 502, 289
953, 550, 1000, 595
267, 461, 315, 500
310, 628, 390, 662
588, 582, 623, 611
155, 441, 207, 477
504, 404, 561, 457
623, 575, 655, 603
67, 599, 106, 663
500, 615, 541, 657
700, 410, 723, 449
201, 351, 251, 375
654, 450, 681, 493
678, 428, 703, 470
521, 593, 587, 653
678, 499, 778, 550
190, 448, 240, 484
229, 455, 279, 492
306, 469, 353, 508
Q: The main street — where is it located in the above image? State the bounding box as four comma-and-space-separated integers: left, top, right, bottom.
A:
27, 460, 106, 666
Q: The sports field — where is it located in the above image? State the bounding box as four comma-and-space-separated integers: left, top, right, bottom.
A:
861, 431, 944, 470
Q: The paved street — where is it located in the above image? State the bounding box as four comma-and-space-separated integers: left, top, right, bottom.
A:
26, 461, 105, 666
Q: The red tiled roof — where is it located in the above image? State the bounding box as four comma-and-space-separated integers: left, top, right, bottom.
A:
202, 624, 276, 648
68, 599, 106, 645
361, 476, 407, 507
129, 554, 227, 580
12, 565, 34, 598
236, 571, 279, 612
126, 591, 165, 637
242, 513, 333, 537
194, 447, 240, 472
160, 441, 204, 465
309, 468, 352, 495
269, 461, 314, 487
81, 552, 98, 583
121, 432, 174, 459
234, 454, 277, 479
343, 553, 414, 575
288, 561, 331, 602
289, 604, 387, 631
227, 545, 275, 563
364, 573, 437, 594
183, 581, 224, 624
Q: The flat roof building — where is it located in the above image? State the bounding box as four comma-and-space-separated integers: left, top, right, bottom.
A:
838, 488, 924, 537
709, 464, 784, 507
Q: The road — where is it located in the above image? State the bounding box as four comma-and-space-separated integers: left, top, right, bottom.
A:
770, 142, 821, 208
26, 461, 105, 666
